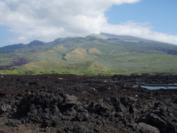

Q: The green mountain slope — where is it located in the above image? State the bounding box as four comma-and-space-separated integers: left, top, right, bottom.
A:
1, 33, 177, 75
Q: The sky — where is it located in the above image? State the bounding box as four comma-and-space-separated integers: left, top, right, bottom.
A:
106, 0, 177, 35
0, 0, 177, 46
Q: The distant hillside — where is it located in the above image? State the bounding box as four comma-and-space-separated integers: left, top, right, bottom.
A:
1, 33, 177, 75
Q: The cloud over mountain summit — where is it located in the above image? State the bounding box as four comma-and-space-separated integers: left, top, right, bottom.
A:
0, 0, 177, 44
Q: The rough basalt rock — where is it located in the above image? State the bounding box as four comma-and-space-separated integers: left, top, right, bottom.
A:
137, 122, 160, 133
0, 75, 177, 133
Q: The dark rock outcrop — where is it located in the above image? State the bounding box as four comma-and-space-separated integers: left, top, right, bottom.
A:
0, 75, 177, 133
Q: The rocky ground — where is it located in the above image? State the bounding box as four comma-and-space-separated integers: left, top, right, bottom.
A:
0, 75, 177, 133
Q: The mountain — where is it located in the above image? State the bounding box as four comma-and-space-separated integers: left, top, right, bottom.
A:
1, 33, 177, 75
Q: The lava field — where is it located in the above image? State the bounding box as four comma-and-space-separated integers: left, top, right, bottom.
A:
0, 75, 177, 133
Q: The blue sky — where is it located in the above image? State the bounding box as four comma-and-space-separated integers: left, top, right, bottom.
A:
0, 0, 177, 46
0, 26, 14, 46
106, 0, 177, 35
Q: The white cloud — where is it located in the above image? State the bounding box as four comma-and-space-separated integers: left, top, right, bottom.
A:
104, 22, 177, 44
0, 0, 177, 45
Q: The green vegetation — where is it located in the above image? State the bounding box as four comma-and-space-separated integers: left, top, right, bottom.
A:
1, 34, 177, 75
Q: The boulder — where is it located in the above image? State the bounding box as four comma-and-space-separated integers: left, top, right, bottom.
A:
110, 97, 126, 112
87, 99, 112, 117
0, 103, 11, 114
137, 122, 160, 133
174, 99, 177, 104
72, 125, 89, 133
139, 113, 176, 133
64, 94, 79, 105
73, 106, 89, 121
120, 96, 136, 107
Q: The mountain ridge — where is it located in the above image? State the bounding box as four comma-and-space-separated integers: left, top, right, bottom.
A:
1, 33, 177, 48
0, 33, 177, 75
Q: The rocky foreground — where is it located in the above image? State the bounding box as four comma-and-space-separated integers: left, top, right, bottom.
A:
0, 75, 177, 133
